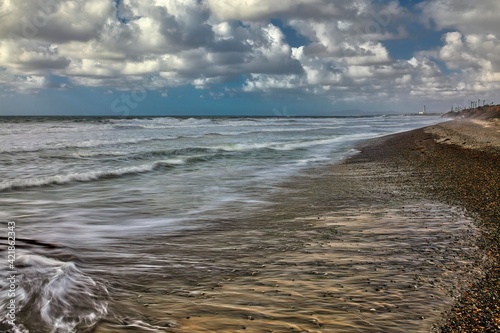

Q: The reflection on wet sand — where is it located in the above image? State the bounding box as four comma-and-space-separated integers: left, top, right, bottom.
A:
93, 199, 478, 333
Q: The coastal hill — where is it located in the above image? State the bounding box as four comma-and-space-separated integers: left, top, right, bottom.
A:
442, 104, 500, 120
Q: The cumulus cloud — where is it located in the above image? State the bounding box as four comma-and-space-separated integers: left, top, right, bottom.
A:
0, 72, 66, 94
0, 0, 498, 107
0, 40, 71, 72
0, 0, 307, 92
438, 32, 500, 82
207, 0, 349, 21
420, 0, 500, 35
240, 0, 409, 97
0, 0, 113, 42
419, 0, 500, 90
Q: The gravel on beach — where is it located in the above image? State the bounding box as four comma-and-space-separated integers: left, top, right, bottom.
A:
351, 119, 500, 332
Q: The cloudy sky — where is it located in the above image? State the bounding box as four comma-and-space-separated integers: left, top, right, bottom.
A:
0, 0, 499, 116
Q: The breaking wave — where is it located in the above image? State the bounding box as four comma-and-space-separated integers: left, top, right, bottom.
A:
0, 251, 108, 333
0, 159, 185, 192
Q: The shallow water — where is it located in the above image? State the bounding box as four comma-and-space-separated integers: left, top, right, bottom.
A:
8, 201, 475, 333
0, 115, 478, 333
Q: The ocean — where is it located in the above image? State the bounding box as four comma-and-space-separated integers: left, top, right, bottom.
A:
0, 116, 476, 333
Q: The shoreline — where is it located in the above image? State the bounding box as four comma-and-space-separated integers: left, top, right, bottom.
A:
10, 118, 497, 333
351, 119, 500, 332
89, 118, 498, 332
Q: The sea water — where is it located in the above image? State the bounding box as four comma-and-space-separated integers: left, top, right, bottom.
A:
0, 116, 454, 332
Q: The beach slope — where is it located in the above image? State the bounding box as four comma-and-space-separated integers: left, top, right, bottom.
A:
353, 118, 500, 332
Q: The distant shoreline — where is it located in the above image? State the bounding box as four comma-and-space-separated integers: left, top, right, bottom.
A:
0, 113, 443, 120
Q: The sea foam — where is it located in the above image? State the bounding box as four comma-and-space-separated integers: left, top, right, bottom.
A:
0, 250, 108, 333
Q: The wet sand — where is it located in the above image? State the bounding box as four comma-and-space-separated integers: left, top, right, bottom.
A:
81, 119, 500, 332
93, 204, 478, 333
354, 118, 500, 332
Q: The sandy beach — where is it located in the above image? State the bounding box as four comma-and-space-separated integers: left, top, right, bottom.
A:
86, 118, 499, 333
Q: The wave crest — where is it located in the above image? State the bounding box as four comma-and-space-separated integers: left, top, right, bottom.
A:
0, 160, 184, 192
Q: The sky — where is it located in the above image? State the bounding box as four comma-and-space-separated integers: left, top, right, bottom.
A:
0, 0, 499, 116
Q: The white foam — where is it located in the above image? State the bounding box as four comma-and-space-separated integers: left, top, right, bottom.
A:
212, 133, 376, 153
73, 150, 131, 158
0, 159, 186, 192
0, 251, 108, 333
0, 135, 179, 154
119, 320, 173, 332
217, 142, 278, 152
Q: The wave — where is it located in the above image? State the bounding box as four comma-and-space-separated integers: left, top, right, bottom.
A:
110, 117, 218, 129
1, 134, 378, 192
73, 137, 353, 158
203, 126, 343, 137
72, 147, 224, 160
210, 132, 379, 154
0, 153, 227, 192
2, 124, 347, 155
0, 159, 186, 192
213, 135, 362, 152
0, 136, 178, 154
72, 150, 132, 158
61, 135, 345, 161
272, 137, 349, 150
0, 251, 108, 333
53, 137, 174, 149
108, 117, 340, 130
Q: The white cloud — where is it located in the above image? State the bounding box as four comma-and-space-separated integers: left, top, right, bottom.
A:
438, 32, 500, 82
0, 40, 68, 72
0, 0, 113, 42
0, 0, 305, 91
207, 0, 345, 21
420, 0, 500, 35
243, 74, 305, 92
236, 0, 410, 96
419, 0, 500, 89
0, 0, 498, 109
0, 72, 57, 93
